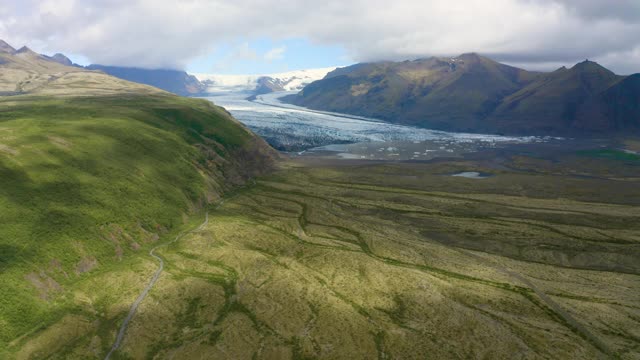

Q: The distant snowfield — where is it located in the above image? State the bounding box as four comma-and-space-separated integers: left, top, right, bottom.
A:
194, 67, 337, 92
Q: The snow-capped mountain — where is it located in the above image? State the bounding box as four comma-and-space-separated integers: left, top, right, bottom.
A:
194, 67, 338, 93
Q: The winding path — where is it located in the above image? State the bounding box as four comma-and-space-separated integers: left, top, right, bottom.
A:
105, 212, 209, 360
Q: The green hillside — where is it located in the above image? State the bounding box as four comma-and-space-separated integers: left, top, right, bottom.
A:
11, 153, 640, 359
0, 93, 275, 355
2, 40, 639, 359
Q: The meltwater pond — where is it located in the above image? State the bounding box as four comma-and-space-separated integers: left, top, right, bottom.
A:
203, 91, 558, 160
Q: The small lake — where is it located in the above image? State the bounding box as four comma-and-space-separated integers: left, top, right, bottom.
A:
451, 172, 491, 179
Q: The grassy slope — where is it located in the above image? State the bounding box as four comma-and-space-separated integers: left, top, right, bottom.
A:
0, 93, 274, 354
58, 155, 640, 359
11, 149, 640, 359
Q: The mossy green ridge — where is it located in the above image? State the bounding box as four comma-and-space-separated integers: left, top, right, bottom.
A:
0, 93, 275, 355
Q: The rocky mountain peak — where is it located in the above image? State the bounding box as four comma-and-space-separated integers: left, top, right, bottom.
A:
458, 52, 482, 61
14, 46, 38, 55
0, 39, 16, 53
47, 53, 74, 66
571, 59, 611, 73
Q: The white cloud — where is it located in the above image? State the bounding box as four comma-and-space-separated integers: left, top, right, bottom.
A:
228, 42, 258, 62
0, 0, 639, 73
264, 46, 286, 62
211, 43, 287, 72
211, 42, 258, 72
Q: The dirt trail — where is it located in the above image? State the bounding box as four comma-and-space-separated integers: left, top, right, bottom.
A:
104, 212, 209, 360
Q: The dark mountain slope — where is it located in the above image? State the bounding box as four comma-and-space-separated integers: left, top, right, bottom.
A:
576, 73, 640, 132
488, 60, 624, 134
288, 55, 640, 135
86, 64, 206, 96
0, 40, 16, 53
43, 53, 74, 66
287, 54, 540, 131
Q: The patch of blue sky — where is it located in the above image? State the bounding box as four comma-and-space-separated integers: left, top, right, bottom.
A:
187, 37, 350, 74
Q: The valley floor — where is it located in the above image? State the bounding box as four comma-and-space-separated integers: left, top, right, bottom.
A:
12, 146, 640, 359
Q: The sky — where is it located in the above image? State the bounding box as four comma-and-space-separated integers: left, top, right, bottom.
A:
186, 38, 348, 74
1, 0, 640, 75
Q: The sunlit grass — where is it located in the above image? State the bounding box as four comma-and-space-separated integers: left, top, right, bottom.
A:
0, 93, 267, 354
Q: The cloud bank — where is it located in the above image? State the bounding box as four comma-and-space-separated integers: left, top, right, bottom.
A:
1, 0, 639, 73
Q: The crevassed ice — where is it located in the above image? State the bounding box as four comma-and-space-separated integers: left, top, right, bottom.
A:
203, 91, 557, 149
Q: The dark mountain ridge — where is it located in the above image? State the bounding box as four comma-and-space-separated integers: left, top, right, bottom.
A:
286, 54, 640, 135
0, 40, 15, 53
43, 53, 75, 66
85, 64, 206, 96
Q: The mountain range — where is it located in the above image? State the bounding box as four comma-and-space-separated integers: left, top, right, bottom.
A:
0, 40, 162, 96
11, 45, 335, 97
76, 67, 337, 96
77, 67, 336, 96
0, 40, 207, 96
285, 53, 640, 135
85, 65, 207, 96
5, 40, 638, 136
